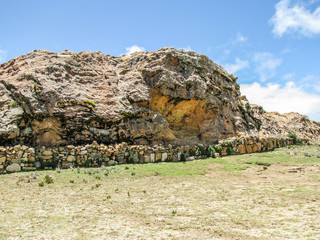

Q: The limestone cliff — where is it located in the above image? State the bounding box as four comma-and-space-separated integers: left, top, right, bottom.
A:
0, 48, 260, 146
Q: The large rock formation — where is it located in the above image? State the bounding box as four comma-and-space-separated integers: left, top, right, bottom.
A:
251, 104, 320, 145
0, 48, 260, 146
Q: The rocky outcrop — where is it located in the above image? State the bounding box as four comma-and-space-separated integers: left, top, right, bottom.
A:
0, 48, 260, 146
251, 104, 320, 144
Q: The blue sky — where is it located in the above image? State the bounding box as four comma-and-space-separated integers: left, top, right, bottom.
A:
1, 0, 320, 120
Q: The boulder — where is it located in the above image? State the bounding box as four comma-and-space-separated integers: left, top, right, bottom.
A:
6, 163, 21, 172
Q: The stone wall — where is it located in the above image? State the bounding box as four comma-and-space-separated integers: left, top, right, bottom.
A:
0, 136, 300, 173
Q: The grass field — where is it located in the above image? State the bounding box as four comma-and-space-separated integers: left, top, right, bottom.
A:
0, 145, 319, 239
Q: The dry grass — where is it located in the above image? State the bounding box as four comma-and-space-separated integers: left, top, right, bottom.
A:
0, 145, 319, 239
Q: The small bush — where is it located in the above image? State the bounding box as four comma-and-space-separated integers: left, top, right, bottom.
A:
207, 145, 216, 158
287, 132, 298, 144
215, 145, 222, 155
44, 175, 54, 184
189, 149, 197, 157
226, 146, 233, 156
180, 153, 186, 161
197, 145, 207, 156
38, 182, 44, 187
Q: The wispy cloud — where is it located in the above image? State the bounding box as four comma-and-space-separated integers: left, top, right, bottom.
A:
233, 32, 248, 44
179, 46, 193, 51
125, 45, 145, 55
212, 32, 248, 55
224, 58, 249, 74
282, 72, 295, 80
241, 81, 320, 120
300, 74, 320, 93
253, 52, 282, 82
270, 0, 320, 37
0, 49, 7, 63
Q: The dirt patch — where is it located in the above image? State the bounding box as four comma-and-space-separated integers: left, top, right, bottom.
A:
0, 146, 319, 239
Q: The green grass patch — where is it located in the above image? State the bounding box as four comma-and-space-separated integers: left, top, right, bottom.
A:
245, 160, 271, 166
116, 160, 208, 177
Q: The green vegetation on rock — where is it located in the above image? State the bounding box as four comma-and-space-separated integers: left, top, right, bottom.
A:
83, 100, 96, 107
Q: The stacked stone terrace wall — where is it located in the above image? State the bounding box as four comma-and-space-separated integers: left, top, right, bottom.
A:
0, 136, 301, 173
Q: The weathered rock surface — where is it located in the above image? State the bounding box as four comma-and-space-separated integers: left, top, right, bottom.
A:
251, 104, 320, 144
0, 48, 260, 146
6, 163, 21, 173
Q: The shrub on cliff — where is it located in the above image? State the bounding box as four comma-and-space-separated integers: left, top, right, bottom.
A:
287, 132, 298, 144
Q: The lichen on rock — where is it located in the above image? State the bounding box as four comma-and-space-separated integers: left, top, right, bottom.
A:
0, 47, 270, 146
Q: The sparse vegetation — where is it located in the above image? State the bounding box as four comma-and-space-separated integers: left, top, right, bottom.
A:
207, 145, 216, 158
214, 145, 222, 155
83, 100, 96, 107
0, 146, 319, 239
245, 160, 271, 166
226, 142, 233, 155
8, 101, 19, 108
287, 132, 298, 144
44, 174, 54, 184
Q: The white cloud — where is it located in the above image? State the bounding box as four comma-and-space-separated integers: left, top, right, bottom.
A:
270, 0, 320, 37
125, 45, 145, 55
253, 52, 282, 82
0, 50, 7, 63
224, 58, 249, 74
240, 81, 320, 120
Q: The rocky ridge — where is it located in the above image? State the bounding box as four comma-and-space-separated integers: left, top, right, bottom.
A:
0, 48, 260, 146
1, 47, 319, 147
251, 104, 320, 145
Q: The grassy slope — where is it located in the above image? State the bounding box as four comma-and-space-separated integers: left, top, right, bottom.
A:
0, 145, 319, 239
